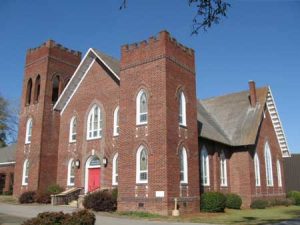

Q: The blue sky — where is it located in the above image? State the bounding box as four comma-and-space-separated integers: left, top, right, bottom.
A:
0, 0, 299, 152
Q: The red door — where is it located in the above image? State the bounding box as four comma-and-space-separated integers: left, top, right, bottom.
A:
88, 168, 101, 192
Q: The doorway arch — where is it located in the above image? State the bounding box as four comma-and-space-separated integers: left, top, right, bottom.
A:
85, 155, 101, 193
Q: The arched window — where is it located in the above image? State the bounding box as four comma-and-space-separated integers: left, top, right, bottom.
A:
179, 91, 187, 126
34, 75, 41, 103
136, 146, 148, 183
67, 159, 76, 186
25, 118, 32, 144
136, 90, 148, 125
220, 151, 227, 186
25, 79, 32, 105
201, 146, 210, 186
87, 105, 103, 140
52, 75, 60, 104
264, 142, 274, 186
254, 152, 261, 186
277, 160, 282, 187
22, 159, 29, 185
69, 116, 77, 142
179, 147, 188, 184
112, 153, 118, 185
113, 106, 119, 136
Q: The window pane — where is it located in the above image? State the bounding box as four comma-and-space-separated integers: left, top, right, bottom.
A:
140, 149, 147, 170
140, 93, 147, 113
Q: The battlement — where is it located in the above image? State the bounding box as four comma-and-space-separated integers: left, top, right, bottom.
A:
27, 40, 82, 57
121, 30, 194, 56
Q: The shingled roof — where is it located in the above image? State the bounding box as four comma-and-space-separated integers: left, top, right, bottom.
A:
0, 144, 16, 165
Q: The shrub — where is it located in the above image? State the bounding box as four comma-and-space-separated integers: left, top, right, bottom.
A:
83, 189, 117, 212
19, 191, 36, 204
226, 193, 242, 209
111, 188, 118, 201
46, 184, 64, 195
35, 192, 51, 204
22, 210, 95, 225
250, 199, 269, 209
287, 191, 300, 205
269, 198, 293, 207
200, 192, 226, 212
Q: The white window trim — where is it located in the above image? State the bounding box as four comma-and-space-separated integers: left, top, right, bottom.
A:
201, 146, 210, 186
113, 106, 119, 136
112, 153, 118, 185
277, 160, 282, 187
180, 147, 188, 184
136, 146, 148, 184
179, 92, 187, 127
136, 90, 148, 125
265, 142, 274, 187
25, 118, 32, 144
254, 152, 261, 187
220, 151, 228, 187
69, 116, 77, 143
86, 105, 102, 140
22, 159, 29, 186
67, 159, 75, 186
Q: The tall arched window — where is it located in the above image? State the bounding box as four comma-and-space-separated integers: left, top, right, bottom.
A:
52, 75, 60, 103
201, 146, 210, 186
113, 106, 119, 136
67, 159, 76, 186
179, 91, 187, 126
264, 142, 274, 186
220, 151, 227, 187
277, 160, 282, 187
22, 159, 29, 186
25, 118, 32, 144
87, 105, 103, 139
112, 153, 118, 185
179, 147, 188, 184
34, 75, 41, 103
254, 152, 261, 186
136, 145, 148, 183
136, 90, 148, 125
69, 116, 77, 142
25, 79, 32, 105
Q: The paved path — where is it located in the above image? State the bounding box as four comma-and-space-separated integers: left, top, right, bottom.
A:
0, 203, 208, 225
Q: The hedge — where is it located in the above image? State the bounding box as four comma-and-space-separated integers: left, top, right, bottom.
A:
200, 192, 226, 212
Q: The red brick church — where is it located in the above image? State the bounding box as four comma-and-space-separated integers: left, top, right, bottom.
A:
13, 31, 290, 215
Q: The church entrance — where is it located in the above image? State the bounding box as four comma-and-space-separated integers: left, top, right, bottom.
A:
85, 156, 101, 193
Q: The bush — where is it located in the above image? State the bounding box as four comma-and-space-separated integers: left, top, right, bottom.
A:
250, 199, 269, 209
287, 191, 300, 205
19, 191, 36, 204
46, 184, 64, 195
200, 192, 226, 212
35, 192, 51, 204
226, 193, 242, 209
269, 198, 293, 207
111, 188, 118, 201
22, 210, 95, 225
83, 189, 117, 212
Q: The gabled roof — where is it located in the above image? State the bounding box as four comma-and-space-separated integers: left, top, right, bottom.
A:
198, 86, 290, 157
53, 48, 120, 114
0, 144, 16, 165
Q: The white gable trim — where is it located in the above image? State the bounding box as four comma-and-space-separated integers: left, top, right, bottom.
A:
266, 87, 290, 157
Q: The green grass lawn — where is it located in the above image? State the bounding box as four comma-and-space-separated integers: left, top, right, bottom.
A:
0, 195, 18, 204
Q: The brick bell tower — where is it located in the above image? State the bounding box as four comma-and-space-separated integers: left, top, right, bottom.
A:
13, 40, 81, 196
118, 31, 199, 215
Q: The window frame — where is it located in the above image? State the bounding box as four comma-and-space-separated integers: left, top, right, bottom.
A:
264, 142, 274, 187
67, 159, 76, 186
136, 90, 148, 125
179, 91, 187, 127
69, 116, 77, 143
136, 145, 148, 184
201, 146, 210, 186
220, 151, 228, 187
22, 159, 29, 186
277, 160, 282, 187
180, 147, 188, 184
86, 105, 103, 140
113, 106, 119, 136
25, 118, 32, 144
254, 152, 261, 187
112, 153, 118, 185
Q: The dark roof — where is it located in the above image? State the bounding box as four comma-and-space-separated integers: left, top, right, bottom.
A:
92, 49, 120, 75
198, 87, 269, 146
0, 144, 16, 164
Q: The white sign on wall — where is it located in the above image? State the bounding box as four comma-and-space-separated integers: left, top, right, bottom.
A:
155, 191, 165, 198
